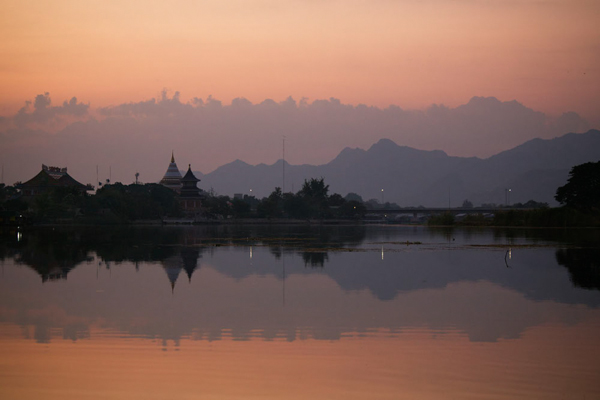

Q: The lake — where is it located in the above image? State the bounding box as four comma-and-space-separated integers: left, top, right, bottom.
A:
1, 225, 599, 399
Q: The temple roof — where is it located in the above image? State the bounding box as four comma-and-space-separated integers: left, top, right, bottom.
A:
181, 165, 200, 183
20, 165, 88, 190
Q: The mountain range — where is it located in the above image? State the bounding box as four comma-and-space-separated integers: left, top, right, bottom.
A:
198, 129, 600, 207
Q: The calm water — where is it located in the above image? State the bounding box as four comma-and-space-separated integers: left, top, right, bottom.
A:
1, 225, 599, 399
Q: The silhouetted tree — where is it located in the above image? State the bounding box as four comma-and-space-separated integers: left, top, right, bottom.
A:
327, 193, 345, 207
555, 161, 600, 212
231, 198, 251, 217
299, 178, 329, 199
344, 192, 363, 203
258, 187, 283, 218
298, 178, 330, 218
338, 200, 366, 218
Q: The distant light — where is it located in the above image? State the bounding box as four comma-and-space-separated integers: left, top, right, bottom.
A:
17, 232, 22, 242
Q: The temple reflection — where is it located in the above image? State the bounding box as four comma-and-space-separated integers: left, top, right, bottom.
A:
1, 225, 600, 347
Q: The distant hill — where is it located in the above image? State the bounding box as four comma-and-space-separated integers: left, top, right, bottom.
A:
198, 129, 600, 207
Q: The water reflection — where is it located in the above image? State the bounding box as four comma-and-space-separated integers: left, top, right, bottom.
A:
556, 247, 600, 291
1, 225, 600, 347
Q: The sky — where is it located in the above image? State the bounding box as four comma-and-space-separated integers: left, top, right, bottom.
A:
0, 0, 599, 186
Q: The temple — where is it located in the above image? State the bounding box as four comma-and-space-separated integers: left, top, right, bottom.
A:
19, 164, 92, 200
159, 153, 204, 217
159, 152, 183, 192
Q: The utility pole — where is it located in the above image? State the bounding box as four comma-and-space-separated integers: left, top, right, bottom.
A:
282, 136, 286, 193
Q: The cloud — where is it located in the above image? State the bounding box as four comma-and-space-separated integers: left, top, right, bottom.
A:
98, 89, 193, 118
10, 93, 89, 129
0, 92, 593, 187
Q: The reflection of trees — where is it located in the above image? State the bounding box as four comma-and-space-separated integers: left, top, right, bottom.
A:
202, 225, 367, 268
556, 248, 600, 291
302, 252, 328, 268
90, 227, 184, 262
5, 227, 207, 284
13, 228, 92, 282
16, 305, 91, 344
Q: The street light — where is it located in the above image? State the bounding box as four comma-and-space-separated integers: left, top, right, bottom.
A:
381, 189, 384, 205
505, 188, 512, 206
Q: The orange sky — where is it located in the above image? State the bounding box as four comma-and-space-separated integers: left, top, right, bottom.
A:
1, 0, 599, 120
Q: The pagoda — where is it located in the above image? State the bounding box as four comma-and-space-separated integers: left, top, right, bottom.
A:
159, 152, 183, 192
179, 164, 202, 212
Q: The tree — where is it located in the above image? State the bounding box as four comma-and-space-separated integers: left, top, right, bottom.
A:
555, 161, 600, 212
338, 200, 366, 218
298, 178, 330, 218
462, 199, 473, 209
258, 187, 283, 218
299, 178, 329, 199
327, 193, 345, 207
231, 198, 251, 217
345, 192, 363, 203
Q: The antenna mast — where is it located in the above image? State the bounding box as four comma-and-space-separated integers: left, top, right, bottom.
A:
282, 136, 286, 193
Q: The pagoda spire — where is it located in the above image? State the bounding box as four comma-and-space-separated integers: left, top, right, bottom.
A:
160, 152, 183, 192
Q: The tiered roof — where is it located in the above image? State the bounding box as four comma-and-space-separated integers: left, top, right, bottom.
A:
180, 164, 201, 198
159, 152, 183, 192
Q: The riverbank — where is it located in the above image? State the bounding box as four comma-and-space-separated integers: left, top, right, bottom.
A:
428, 207, 600, 228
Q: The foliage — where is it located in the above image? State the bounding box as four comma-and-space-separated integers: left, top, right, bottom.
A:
555, 161, 600, 212
231, 198, 251, 218
92, 183, 181, 221
457, 213, 489, 226
427, 212, 455, 226
511, 200, 549, 209
337, 200, 366, 219
207, 178, 369, 220
462, 199, 473, 208
492, 208, 600, 227
202, 195, 233, 219
344, 192, 363, 203
257, 187, 283, 218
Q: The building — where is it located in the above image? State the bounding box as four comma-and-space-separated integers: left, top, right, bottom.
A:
159, 152, 183, 192
179, 164, 203, 213
19, 164, 92, 199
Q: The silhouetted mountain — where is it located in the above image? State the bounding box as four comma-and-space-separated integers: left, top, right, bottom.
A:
200, 129, 600, 206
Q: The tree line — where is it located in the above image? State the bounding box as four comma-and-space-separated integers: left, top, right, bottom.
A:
2, 160, 598, 225
204, 178, 366, 220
